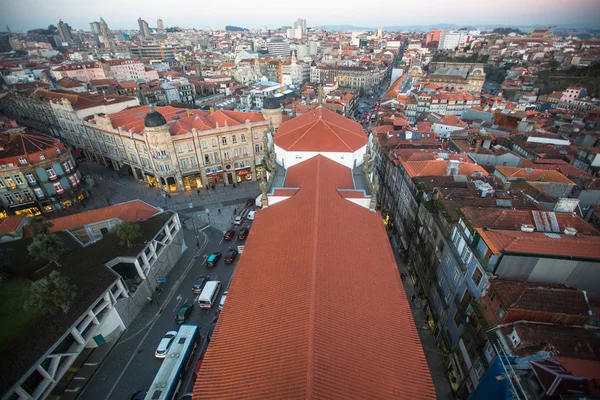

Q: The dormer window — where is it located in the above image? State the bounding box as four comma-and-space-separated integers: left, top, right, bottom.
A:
19, 157, 27, 165
40, 155, 46, 161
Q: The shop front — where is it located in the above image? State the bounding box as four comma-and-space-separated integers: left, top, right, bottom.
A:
183, 174, 203, 191
166, 177, 177, 192
205, 167, 224, 187
11, 202, 42, 217
235, 167, 253, 183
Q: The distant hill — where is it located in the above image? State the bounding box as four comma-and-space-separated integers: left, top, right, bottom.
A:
322, 23, 599, 33
225, 25, 248, 32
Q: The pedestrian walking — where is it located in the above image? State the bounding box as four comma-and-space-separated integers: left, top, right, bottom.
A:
410, 294, 416, 302
233, 208, 237, 215
197, 189, 200, 195
218, 208, 221, 214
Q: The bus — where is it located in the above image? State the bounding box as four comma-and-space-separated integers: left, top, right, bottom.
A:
145, 324, 200, 400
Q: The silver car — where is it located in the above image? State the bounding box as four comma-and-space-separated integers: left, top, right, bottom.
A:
155, 331, 178, 358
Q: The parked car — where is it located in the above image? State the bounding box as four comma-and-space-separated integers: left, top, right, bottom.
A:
223, 229, 236, 241
246, 198, 255, 207
192, 276, 209, 294
246, 210, 256, 221
175, 303, 194, 324
233, 216, 243, 225
224, 249, 238, 264
155, 330, 178, 358
237, 228, 249, 241
205, 252, 222, 268
219, 291, 228, 311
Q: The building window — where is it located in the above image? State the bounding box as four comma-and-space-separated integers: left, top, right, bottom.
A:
68, 174, 80, 186
496, 305, 506, 319
53, 182, 64, 194
23, 191, 33, 201
188, 143, 193, 152
204, 154, 210, 164
34, 188, 44, 199
177, 145, 183, 154
0, 179, 4, 188
451, 267, 460, 284
488, 289, 496, 302
63, 160, 75, 173
444, 287, 452, 305
232, 135, 237, 144
254, 144, 263, 153
241, 134, 246, 143
46, 168, 57, 180
223, 151, 230, 160
19, 157, 28, 165
211, 139, 217, 148
253, 132, 259, 140
13, 175, 24, 185
4, 194, 15, 204
474, 361, 484, 379
14, 193, 24, 203
213, 152, 220, 162
221, 137, 227, 145
25, 174, 37, 184
201, 140, 207, 149
472, 267, 483, 287
190, 157, 197, 167
509, 330, 520, 347
4, 177, 16, 189
180, 159, 187, 169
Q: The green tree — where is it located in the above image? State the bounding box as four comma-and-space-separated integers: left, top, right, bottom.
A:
115, 222, 141, 248
24, 271, 76, 314
27, 233, 65, 267
29, 217, 53, 237
0, 248, 12, 284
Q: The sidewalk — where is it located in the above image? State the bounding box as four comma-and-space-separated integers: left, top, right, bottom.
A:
78, 161, 260, 217
392, 245, 454, 400
58, 228, 205, 400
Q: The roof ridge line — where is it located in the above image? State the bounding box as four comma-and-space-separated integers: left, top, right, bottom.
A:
306, 156, 320, 396
320, 120, 354, 152
277, 115, 320, 137
286, 120, 320, 149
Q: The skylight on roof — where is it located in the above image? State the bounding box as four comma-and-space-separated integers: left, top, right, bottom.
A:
544, 233, 561, 239
134, 113, 145, 118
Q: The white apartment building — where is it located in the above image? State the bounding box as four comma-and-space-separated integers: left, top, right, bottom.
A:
267, 39, 291, 58
102, 58, 147, 82
438, 31, 469, 50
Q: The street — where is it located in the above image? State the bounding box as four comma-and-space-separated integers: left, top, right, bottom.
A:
65, 160, 258, 400
78, 221, 249, 400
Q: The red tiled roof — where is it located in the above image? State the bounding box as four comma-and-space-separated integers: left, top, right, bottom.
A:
0, 215, 25, 234
194, 155, 435, 399
490, 280, 591, 316
46, 200, 161, 233
274, 107, 367, 152
461, 208, 599, 236
476, 227, 600, 259
0, 129, 66, 166
401, 159, 487, 178
495, 166, 575, 184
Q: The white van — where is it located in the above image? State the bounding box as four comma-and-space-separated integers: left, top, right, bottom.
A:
247, 210, 256, 221
198, 281, 221, 309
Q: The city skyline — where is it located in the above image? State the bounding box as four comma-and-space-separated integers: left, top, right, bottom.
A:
1, 0, 600, 32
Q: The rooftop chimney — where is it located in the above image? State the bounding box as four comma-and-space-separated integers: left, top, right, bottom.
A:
520, 224, 535, 232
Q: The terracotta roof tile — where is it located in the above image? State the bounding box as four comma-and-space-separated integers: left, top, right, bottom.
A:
0, 215, 26, 234
46, 200, 161, 233
194, 155, 435, 399
495, 166, 575, 184
275, 107, 367, 152
401, 159, 487, 178
476, 227, 600, 259
490, 280, 591, 316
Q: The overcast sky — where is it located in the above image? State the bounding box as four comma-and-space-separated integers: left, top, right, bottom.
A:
1, 0, 599, 32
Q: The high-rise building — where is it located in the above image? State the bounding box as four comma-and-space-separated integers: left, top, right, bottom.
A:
157, 19, 164, 30
57, 20, 73, 43
138, 18, 151, 38
90, 21, 101, 35
0, 33, 11, 53
438, 30, 468, 50
98, 17, 114, 49
294, 18, 306, 36
266, 38, 290, 58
